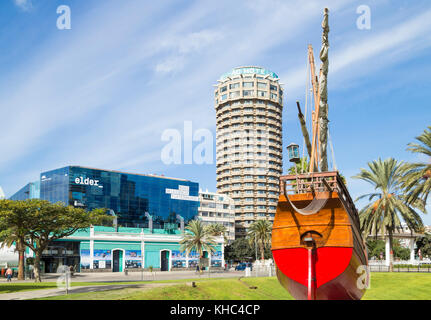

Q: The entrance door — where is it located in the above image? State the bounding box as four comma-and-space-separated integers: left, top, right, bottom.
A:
160, 250, 169, 271
112, 250, 123, 272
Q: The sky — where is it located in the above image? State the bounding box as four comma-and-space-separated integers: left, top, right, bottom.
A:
0, 0, 430, 223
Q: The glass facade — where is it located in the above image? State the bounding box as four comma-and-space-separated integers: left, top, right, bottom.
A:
39, 166, 199, 229
10, 181, 40, 200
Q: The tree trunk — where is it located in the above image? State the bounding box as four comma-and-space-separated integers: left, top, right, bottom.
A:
259, 241, 265, 261
33, 252, 42, 282
388, 229, 394, 272
16, 239, 25, 280
17, 249, 25, 280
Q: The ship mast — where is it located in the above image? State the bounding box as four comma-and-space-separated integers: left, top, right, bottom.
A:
318, 8, 330, 172
304, 8, 330, 174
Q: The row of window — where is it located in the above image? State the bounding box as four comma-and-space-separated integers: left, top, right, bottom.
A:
219, 92, 281, 102
219, 136, 280, 144
217, 160, 282, 167
200, 202, 233, 209
200, 211, 234, 218
231, 190, 278, 195
243, 197, 278, 202
218, 81, 280, 92
228, 182, 279, 187
239, 205, 277, 210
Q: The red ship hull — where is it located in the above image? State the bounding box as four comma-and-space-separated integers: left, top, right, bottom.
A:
273, 246, 367, 300
272, 172, 369, 300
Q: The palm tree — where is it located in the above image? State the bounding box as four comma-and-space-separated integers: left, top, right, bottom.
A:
180, 220, 216, 272
353, 158, 425, 272
401, 126, 431, 205
206, 223, 228, 244
0, 234, 26, 280
287, 157, 309, 175
247, 220, 272, 261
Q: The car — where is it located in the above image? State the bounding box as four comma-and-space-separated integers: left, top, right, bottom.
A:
235, 263, 247, 271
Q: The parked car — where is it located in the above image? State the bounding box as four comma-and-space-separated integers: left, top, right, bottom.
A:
235, 263, 247, 271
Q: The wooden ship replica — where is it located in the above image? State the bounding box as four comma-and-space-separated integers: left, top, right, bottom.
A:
271, 8, 369, 300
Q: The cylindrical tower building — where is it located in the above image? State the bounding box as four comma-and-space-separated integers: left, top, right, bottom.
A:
214, 66, 283, 238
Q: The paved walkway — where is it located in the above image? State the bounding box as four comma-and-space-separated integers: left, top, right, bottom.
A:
0, 270, 246, 300
0, 282, 183, 300
0, 269, 244, 284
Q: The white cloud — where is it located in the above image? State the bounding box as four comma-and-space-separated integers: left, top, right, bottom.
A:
13, 0, 32, 11
154, 29, 224, 74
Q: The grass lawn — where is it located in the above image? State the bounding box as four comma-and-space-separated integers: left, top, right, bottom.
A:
0, 281, 121, 294
362, 273, 431, 300
37, 277, 293, 300
5, 272, 431, 299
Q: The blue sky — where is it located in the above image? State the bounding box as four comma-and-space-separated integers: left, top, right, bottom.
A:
1, 0, 430, 223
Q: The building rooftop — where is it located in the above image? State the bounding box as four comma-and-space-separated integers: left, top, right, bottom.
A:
46, 165, 192, 183
219, 66, 279, 81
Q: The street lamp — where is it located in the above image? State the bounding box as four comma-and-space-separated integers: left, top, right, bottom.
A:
287, 143, 300, 164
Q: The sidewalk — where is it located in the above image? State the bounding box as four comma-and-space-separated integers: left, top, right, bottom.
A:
0, 270, 245, 300
0, 282, 182, 300
0, 269, 244, 284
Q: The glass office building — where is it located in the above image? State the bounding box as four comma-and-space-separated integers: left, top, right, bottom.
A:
13, 166, 199, 230
9, 181, 40, 200
6, 167, 224, 273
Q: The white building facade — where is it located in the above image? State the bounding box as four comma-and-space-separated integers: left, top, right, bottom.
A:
198, 190, 236, 243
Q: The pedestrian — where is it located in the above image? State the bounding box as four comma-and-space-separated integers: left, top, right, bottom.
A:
5, 268, 13, 282
69, 265, 74, 277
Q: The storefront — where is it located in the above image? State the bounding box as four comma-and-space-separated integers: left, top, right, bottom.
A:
42, 226, 224, 273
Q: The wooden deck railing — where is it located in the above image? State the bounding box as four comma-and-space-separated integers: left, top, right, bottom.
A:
279, 171, 363, 246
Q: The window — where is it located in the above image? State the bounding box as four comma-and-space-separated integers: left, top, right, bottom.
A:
257, 82, 267, 89
221, 94, 227, 101
257, 91, 266, 97
220, 86, 227, 92
243, 82, 254, 88
243, 90, 254, 97
230, 82, 240, 89
229, 91, 240, 98
270, 84, 277, 91
271, 93, 277, 99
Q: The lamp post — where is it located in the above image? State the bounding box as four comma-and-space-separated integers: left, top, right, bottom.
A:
287, 143, 300, 192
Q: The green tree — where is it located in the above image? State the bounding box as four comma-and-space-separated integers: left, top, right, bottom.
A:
0, 199, 108, 282
247, 220, 272, 261
366, 239, 386, 260
0, 200, 33, 280
224, 237, 254, 262
401, 126, 431, 205
180, 220, 216, 272
366, 239, 411, 260
206, 223, 228, 244
416, 233, 431, 259
353, 158, 425, 272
